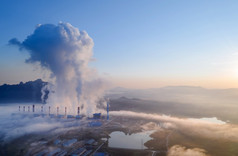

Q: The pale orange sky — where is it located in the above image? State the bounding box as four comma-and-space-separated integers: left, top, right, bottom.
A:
111, 76, 238, 89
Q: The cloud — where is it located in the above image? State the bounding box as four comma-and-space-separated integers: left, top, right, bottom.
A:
9, 22, 108, 115
0, 111, 81, 142
1, 108, 237, 146
167, 145, 209, 156
8, 38, 21, 46
110, 111, 238, 142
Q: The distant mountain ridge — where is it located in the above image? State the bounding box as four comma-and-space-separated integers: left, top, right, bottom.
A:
107, 86, 238, 105
0, 79, 48, 103
108, 86, 238, 124
2, 79, 238, 105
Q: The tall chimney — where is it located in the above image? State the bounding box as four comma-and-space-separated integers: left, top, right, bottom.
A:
57, 107, 59, 116
32, 105, 35, 113
41, 106, 43, 113
49, 106, 51, 115
107, 99, 109, 120
77, 107, 80, 115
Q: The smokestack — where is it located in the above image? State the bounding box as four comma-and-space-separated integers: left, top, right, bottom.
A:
107, 99, 109, 120
77, 107, 80, 115
49, 106, 51, 115
32, 105, 35, 113
65, 107, 67, 116
41, 106, 43, 113
19, 106, 20, 112
57, 107, 59, 116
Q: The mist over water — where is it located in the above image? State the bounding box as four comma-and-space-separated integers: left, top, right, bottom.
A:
9, 22, 107, 115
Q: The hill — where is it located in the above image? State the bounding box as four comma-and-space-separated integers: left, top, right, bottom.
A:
0, 79, 48, 103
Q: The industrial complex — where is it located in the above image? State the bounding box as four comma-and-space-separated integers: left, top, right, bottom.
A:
8, 101, 164, 156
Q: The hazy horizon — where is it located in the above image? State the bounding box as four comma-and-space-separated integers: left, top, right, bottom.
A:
2, 78, 238, 90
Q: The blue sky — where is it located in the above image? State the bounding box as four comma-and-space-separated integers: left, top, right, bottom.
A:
1, 0, 238, 88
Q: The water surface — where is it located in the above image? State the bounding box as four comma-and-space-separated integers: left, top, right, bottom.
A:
108, 130, 154, 149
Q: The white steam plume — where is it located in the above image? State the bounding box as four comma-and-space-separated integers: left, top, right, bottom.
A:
9, 22, 107, 115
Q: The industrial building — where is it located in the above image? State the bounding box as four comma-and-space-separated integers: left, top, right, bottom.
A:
15, 100, 110, 124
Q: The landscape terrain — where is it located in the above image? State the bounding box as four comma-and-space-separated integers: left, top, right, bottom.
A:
1, 80, 238, 156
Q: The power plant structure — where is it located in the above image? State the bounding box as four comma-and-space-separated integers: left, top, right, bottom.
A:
15, 99, 110, 127
107, 100, 109, 120
12, 100, 112, 156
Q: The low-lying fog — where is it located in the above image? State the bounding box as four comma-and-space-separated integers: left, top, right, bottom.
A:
1, 100, 238, 156
0, 104, 82, 142
1, 86, 238, 156
107, 86, 238, 124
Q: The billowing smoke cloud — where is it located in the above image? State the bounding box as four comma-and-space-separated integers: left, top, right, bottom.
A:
167, 145, 209, 156
9, 22, 107, 115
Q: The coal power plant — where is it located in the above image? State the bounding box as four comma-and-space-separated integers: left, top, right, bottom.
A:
15, 100, 110, 123
8, 101, 114, 155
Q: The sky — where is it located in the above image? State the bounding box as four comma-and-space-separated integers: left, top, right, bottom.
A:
1, 0, 238, 89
